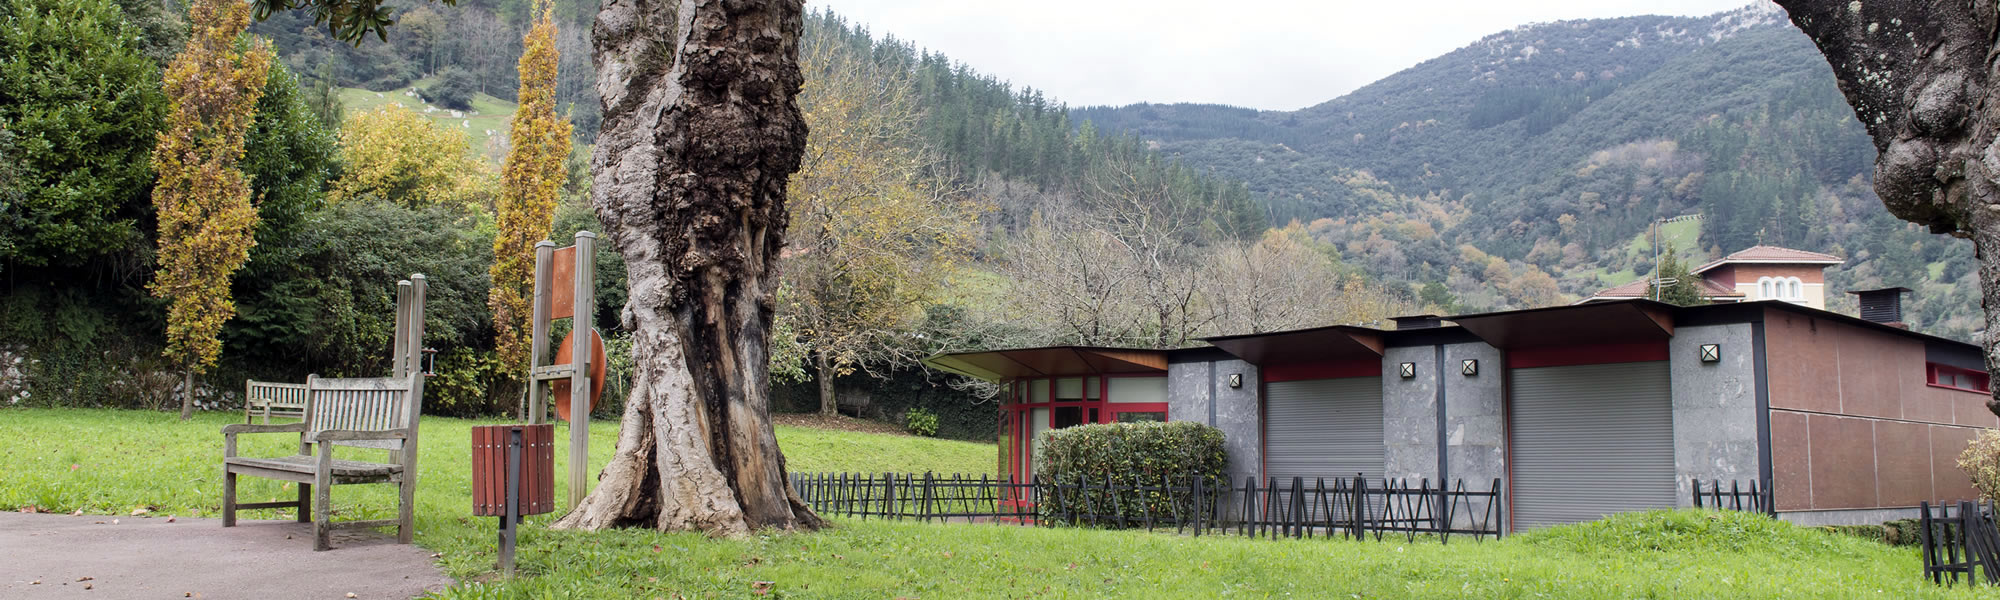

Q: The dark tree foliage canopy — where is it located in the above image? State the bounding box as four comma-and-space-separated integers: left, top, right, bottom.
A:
0, 0, 167, 271
251, 0, 453, 44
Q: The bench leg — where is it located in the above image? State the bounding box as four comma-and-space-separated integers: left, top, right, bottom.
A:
296, 482, 311, 522
397, 475, 416, 544
222, 470, 237, 527
314, 447, 333, 551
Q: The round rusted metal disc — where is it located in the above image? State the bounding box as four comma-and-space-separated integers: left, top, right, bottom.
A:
552, 328, 607, 421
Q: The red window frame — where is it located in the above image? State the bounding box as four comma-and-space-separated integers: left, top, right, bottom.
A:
1928, 363, 1991, 393
998, 374, 1170, 486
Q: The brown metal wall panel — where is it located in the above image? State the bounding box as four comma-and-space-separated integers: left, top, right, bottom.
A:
1906, 383, 1956, 424
1874, 420, 1933, 507
1764, 312, 1841, 414
1770, 411, 1811, 511
1952, 387, 2000, 428
1834, 326, 1919, 419
1933, 425, 1981, 503
1807, 415, 1877, 509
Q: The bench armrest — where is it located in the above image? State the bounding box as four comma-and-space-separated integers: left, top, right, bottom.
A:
313, 429, 409, 443
221, 423, 306, 435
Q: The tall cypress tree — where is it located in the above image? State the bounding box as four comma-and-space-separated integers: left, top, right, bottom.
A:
151, 0, 274, 418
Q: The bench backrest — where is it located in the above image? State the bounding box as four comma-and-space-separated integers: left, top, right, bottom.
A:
304, 274, 428, 454
305, 374, 424, 450
245, 380, 309, 421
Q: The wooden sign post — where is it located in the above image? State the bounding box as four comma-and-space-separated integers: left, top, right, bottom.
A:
527, 231, 597, 508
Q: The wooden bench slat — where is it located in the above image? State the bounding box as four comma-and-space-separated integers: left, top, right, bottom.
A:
226, 455, 402, 478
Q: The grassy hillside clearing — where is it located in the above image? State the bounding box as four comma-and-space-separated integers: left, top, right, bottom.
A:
338, 81, 516, 162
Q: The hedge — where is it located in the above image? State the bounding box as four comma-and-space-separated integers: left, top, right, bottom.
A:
1034, 421, 1227, 525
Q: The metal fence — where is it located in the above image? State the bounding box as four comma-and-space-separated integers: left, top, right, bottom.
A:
1690, 478, 1771, 514
1920, 500, 2000, 586
790, 472, 1504, 542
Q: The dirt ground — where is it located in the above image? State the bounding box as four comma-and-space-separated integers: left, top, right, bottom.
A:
771, 412, 909, 435
0, 511, 451, 599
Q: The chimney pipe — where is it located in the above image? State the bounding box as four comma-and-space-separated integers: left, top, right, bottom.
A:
1391, 315, 1443, 330
1847, 287, 1912, 328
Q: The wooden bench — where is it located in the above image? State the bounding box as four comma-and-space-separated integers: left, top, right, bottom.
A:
220, 275, 427, 551
243, 380, 309, 423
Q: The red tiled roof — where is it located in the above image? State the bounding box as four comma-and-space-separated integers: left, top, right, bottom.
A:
1581, 275, 1743, 302
1691, 245, 1843, 274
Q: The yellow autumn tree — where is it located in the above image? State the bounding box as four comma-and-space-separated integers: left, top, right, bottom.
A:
489, 0, 574, 372
150, 0, 273, 419
779, 37, 982, 415
330, 104, 488, 209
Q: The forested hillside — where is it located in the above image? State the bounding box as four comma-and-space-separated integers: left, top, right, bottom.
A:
1074, 2, 1982, 340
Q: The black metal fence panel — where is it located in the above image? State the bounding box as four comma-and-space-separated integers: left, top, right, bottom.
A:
789, 472, 1504, 542
1689, 478, 1772, 515
1920, 500, 2000, 587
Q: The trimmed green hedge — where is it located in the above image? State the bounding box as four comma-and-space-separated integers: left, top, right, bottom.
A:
1034, 422, 1227, 525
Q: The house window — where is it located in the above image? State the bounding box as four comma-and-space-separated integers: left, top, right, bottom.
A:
1929, 363, 1991, 393
1757, 276, 1806, 302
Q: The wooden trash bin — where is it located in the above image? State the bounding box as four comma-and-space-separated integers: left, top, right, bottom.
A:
471, 424, 555, 574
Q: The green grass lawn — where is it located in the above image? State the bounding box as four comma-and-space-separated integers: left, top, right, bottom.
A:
338, 82, 516, 163
3, 408, 1993, 599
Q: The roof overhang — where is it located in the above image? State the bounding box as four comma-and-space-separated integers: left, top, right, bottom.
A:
1201, 325, 1385, 366
1448, 299, 1675, 350
923, 346, 1168, 382
1691, 258, 1844, 274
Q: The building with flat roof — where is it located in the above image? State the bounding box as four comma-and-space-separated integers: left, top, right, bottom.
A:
929, 288, 1990, 531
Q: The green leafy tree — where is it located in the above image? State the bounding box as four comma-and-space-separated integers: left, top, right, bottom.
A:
0, 0, 166, 270
490, 0, 573, 372
1649, 244, 1707, 307
151, 0, 275, 418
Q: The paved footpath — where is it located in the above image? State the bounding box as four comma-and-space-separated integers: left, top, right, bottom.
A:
0, 511, 452, 599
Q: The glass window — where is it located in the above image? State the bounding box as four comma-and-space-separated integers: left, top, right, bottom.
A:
1053, 406, 1086, 429
1116, 411, 1166, 423
1107, 377, 1167, 403
1930, 363, 1992, 393
1029, 379, 1050, 403
1055, 377, 1084, 400
1085, 377, 1100, 399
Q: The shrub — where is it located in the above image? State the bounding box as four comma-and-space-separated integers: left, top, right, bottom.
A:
421, 67, 476, 111
904, 407, 938, 437
1034, 421, 1227, 526
1959, 429, 2000, 503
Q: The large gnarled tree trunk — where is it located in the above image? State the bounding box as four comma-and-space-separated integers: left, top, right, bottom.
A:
1775, 0, 2000, 418
552, 0, 822, 534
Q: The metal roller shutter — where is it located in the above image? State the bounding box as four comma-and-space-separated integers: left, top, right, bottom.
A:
1264, 378, 1383, 483
1509, 361, 1675, 528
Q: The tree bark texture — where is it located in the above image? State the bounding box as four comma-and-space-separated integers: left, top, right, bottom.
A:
552, 0, 822, 534
816, 353, 835, 416
1775, 1, 2000, 417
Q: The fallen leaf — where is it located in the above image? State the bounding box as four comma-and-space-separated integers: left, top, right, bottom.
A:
750, 581, 774, 595
83, 583, 93, 590
70, 464, 79, 471
18, 505, 39, 513
131, 508, 149, 516
77, 577, 93, 582
167, 516, 176, 523
71, 509, 82, 516
29, 580, 39, 585
112, 519, 120, 525
346, 593, 358, 598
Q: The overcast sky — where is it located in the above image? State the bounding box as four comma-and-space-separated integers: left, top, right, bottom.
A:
811, 0, 1767, 112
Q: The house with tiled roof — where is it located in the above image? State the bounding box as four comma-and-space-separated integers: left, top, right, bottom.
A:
1578, 245, 1844, 308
